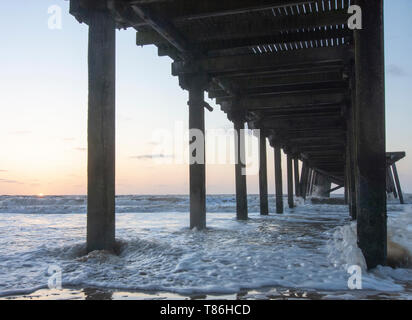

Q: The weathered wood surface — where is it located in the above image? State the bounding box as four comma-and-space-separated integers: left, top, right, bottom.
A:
287, 154, 294, 209
259, 136, 269, 215
354, 0, 387, 269
392, 164, 404, 205
234, 119, 248, 220
87, 9, 116, 253
187, 76, 207, 230
274, 146, 283, 214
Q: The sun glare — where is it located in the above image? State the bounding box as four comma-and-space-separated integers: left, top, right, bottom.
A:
37, 193, 44, 197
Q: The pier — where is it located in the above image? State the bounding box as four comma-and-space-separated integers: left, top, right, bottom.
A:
69, 0, 404, 269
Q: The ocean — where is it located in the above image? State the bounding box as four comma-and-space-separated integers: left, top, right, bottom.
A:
0, 194, 411, 300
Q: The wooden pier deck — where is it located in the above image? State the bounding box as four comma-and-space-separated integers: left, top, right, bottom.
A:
69, 0, 396, 269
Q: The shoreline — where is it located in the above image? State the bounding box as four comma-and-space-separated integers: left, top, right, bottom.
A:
2, 285, 411, 300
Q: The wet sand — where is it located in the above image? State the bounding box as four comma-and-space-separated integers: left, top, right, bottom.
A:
2, 285, 412, 300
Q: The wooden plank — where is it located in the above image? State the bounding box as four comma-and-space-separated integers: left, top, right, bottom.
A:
261, 115, 344, 130
132, 0, 315, 21
213, 72, 343, 90
219, 92, 346, 109
176, 9, 351, 39
218, 63, 344, 79
208, 81, 348, 99
137, 28, 352, 51
172, 47, 349, 76
156, 0, 316, 20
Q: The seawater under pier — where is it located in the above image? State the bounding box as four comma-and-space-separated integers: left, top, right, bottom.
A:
68, 0, 405, 270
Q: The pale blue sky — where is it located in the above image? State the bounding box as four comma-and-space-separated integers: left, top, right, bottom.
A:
0, 0, 411, 195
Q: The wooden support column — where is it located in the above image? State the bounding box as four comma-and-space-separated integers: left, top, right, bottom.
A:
274, 146, 283, 214
87, 8, 116, 253
344, 167, 349, 205
259, 136, 269, 215
310, 171, 316, 196
312, 174, 332, 198
294, 158, 300, 197
300, 160, 309, 200
386, 167, 398, 199
354, 0, 387, 269
234, 118, 248, 220
344, 148, 350, 207
183, 74, 209, 230
392, 164, 404, 205
349, 71, 358, 220
306, 168, 313, 197
287, 154, 294, 209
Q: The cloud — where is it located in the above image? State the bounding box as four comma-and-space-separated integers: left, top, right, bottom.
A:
0, 178, 23, 184
130, 154, 174, 160
67, 173, 80, 177
10, 130, 32, 135
0, 170, 7, 173
386, 64, 408, 77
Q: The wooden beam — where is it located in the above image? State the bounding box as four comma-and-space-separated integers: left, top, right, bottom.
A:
328, 185, 344, 193
248, 103, 343, 116
386, 167, 397, 198
208, 81, 348, 99
137, 28, 352, 52
392, 164, 404, 205
131, 5, 194, 55
147, 0, 318, 21
217, 63, 344, 80
219, 92, 346, 109
176, 9, 351, 39
209, 72, 344, 91
261, 116, 344, 130
172, 47, 349, 76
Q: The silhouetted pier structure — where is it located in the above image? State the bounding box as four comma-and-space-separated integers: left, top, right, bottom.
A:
69, 0, 404, 269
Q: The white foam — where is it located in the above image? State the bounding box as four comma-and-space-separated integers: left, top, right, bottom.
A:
0, 195, 411, 297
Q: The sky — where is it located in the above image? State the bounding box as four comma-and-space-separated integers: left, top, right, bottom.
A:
0, 0, 411, 195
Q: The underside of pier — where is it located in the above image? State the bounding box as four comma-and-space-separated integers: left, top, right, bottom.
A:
69, 0, 389, 269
